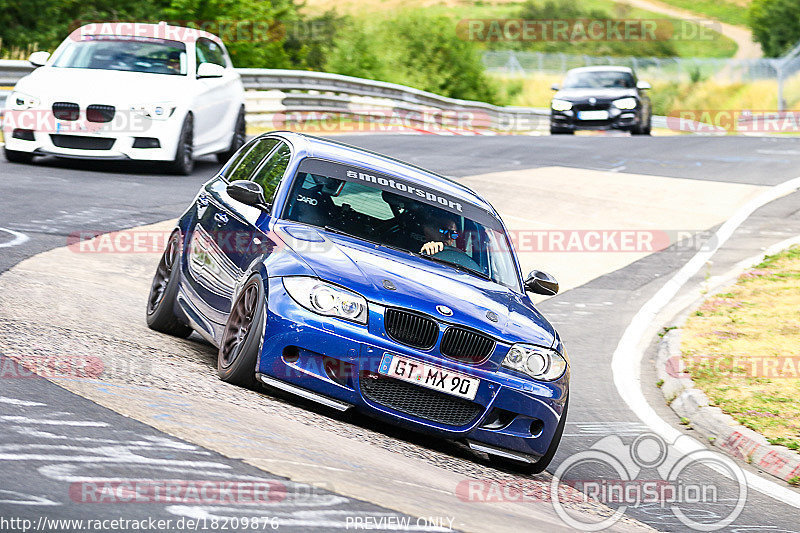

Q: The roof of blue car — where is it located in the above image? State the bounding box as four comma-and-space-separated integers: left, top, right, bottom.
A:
271, 131, 497, 215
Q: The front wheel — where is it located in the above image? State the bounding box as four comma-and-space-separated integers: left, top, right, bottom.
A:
489, 396, 569, 475
218, 274, 266, 388
632, 114, 652, 136
169, 114, 194, 175
4, 147, 34, 164
146, 230, 193, 337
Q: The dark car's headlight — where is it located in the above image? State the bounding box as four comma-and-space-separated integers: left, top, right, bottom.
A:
283, 276, 368, 324
551, 99, 573, 111
612, 97, 637, 110
502, 344, 567, 381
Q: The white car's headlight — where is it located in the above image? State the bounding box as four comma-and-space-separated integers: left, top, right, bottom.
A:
502, 344, 567, 381
551, 99, 573, 111
8, 91, 40, 110
130, 102, 176, 120
613, 97, 638, 110
283, 277, 368, 324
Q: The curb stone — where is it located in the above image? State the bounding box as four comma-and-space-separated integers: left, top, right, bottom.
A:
656, 312, 800, 486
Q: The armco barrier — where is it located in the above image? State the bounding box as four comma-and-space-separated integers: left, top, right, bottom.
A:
0, 60, 548, 134
3, 60, 721, 134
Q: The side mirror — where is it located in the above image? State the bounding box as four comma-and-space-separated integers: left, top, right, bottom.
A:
524, 270, 559, 296
636, 80, 651, 90
550, 83, 560, 91
28, 51, 50, 67
197, 62, 225, 79
227, 180, 268, 209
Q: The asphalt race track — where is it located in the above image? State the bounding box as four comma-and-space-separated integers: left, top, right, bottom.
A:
2, 134, 800, 532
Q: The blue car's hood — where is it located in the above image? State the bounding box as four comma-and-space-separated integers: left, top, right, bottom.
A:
274, 222, 556, 347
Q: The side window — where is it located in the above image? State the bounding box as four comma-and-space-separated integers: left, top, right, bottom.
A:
223, 138, 279, 182
251, 143, 291, 203
196, 38, 226, 69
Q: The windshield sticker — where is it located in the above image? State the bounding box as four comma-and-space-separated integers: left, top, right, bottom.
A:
297, 158, 499, 229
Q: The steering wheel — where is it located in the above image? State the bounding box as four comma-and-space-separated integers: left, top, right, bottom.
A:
431, 246, 484, 273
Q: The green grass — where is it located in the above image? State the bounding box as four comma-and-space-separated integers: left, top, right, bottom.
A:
649, 0, 750, 27
681, 245, 800, 453
302, 0, 738, 58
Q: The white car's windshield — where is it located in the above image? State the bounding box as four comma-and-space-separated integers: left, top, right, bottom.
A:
282, 159, 521, 290
51, 36, 188, 76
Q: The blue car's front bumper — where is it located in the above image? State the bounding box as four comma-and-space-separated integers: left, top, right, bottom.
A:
256, 277, 568, 460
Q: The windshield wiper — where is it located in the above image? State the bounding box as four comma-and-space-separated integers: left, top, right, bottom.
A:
414, 252, 492, 281
322, 226, 407, 253
323, 226, 493, 282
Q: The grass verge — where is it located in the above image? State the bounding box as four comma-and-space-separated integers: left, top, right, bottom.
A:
301, 0, 737, 59
681, 246, 800, 452
651, 0, 750, 27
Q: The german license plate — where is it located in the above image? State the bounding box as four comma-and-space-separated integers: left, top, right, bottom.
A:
378, 353, 479, 400
577, 110, 609, 120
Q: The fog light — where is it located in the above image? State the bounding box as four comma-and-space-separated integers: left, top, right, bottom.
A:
12, 128, 35, 141
132, 137, 161, 148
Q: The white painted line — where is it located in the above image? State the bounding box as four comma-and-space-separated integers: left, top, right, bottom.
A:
611, 175, 800, 508
0, 397, 46, 407
0, 416, 109, 427
0, 227, 29, 248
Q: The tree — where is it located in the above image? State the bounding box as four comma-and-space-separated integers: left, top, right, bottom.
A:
749, 0, 800, 57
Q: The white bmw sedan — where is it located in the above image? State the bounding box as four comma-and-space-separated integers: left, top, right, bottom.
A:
3, 22, 245, 174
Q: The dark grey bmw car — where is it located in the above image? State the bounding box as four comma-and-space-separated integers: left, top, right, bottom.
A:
549, 66, 652, 135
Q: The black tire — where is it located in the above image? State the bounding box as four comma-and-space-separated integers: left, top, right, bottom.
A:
146, 231, 193, 337
488, 396, 569, 475
632, 114, 652, 136
550, 128, 574, 135
216, 106, 246, 164
217, 274, 265, 388
642, 115, 652, 135
4, 147, 34, 164
169, 113, 194, 175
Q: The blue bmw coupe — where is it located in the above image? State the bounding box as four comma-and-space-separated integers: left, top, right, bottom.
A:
147, 132, 569, 473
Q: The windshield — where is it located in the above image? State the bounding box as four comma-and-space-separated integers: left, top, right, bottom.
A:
562, 70, 635, 89
282, 159, 520, 289
51, 36, 188, 76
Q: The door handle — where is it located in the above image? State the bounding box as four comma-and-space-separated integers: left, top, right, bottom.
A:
214, 212, 229, 225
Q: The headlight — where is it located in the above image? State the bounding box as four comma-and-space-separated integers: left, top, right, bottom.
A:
502, 344, 567, 381
613, 97, 637, 110
8, 91, 40, 110
283, 277, 368, 324
551, 99, 572, 111
130, 102, 176, 120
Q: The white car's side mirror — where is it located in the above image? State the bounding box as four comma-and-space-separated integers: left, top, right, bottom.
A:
636, 80, 651, 90
28, 51, 50, 67
197, 63, 225, 79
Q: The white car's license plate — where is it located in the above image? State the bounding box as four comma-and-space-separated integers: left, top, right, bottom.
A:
577, 110, 609, 120
378, 353, 480, 400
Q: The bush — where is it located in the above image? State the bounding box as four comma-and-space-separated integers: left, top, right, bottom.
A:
749, 0, 800, 57
326, 12, 500, 104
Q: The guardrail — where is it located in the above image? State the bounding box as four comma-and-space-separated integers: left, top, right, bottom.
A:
2, 60, 718, 134
0, 60, 548, 133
